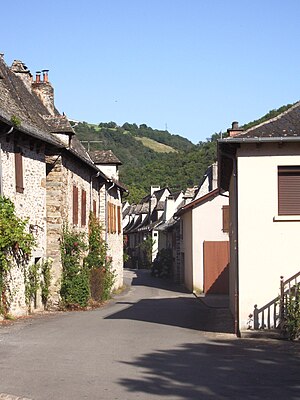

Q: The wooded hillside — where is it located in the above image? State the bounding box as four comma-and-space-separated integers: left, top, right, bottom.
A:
75, 104, 294, 203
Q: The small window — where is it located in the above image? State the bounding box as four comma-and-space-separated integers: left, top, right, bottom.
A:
93, 200, 97, 216
15, 146, 24, 193
278, 166, 300, 215
222, 205, 229, 232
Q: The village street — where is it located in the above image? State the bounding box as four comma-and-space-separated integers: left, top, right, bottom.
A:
0, 269, 299, 400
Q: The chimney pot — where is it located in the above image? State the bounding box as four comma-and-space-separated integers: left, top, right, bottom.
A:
227, 120, 244, 137
35, 71, 41, 83
232, 121, 239, 129
42, 69, 49, 83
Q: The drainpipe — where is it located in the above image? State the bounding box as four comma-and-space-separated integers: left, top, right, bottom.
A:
0, 143, 2, 196
219, 149, 240, 337
90, 171, 100, 211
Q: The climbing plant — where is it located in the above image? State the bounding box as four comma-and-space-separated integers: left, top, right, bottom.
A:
60, 225, 90, 308
0, 196, 35, 316
84, 213, 115, 301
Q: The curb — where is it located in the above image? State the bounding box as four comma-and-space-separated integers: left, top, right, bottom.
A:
0, 394, 32, 400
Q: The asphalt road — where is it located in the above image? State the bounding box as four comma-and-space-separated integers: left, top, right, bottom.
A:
0, 269, 299, 400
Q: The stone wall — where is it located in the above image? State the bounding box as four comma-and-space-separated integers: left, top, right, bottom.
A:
1, 135, 47, 316
106, 185, 123, 289
46, 152, 102, 304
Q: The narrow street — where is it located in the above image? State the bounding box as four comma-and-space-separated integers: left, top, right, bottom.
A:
0, 269, 299, 400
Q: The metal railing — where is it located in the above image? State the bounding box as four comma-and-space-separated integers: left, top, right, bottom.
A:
251, 271, 300, 330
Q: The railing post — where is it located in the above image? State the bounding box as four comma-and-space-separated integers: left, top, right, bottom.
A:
253, 304, 259, 329
279, 275, 284, 327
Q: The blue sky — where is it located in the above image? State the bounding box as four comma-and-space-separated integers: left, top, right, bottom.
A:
2, 0, 300, 143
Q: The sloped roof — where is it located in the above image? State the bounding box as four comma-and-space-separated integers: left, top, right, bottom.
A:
0, 57, 63, 147
89, 150, 122, 165
221, 102, 300, 142
175, 188, 220, 217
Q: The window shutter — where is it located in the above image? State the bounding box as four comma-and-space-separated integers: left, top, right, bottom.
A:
15, 149, 24, 193
81, 189, 86, 226
117, 206, 121, 234
278, 166, 300, 215
93, 200, 97, 216
107, 202, 111, 233
73, 186, 78, 225
222, 205, 229, 232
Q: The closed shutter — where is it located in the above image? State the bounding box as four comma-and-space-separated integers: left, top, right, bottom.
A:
222, 205, 229, 232
107, 202, 111, 233
117, 205, 121, 234
73, 186, 78, 225
93, 200, 97, 216
278, 166, 300, 215
81, 189, 86, 226
15, 148, 24, 193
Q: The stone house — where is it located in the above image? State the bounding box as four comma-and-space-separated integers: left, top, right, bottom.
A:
89, 150, 127, 289
218, 110, 300, 335
0, 55, 125, 316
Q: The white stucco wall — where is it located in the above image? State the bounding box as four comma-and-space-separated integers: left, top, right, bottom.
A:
182, 211, 193, 291
236, 143, 300, 330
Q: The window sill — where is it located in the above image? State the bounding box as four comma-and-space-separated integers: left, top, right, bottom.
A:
273, 215, 300, 222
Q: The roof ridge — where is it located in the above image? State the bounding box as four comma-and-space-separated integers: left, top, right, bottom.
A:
241, 101, 300, 135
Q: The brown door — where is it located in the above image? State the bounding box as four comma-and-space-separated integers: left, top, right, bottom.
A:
203, 241, 229, 294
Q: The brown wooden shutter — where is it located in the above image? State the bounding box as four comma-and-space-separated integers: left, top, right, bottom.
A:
81, 189, 86, 226
107, 202, 111, 233
222, 205, 229, 232
278, 166, 300, 215
112, 204, 116, 233
15, 148, 24, 193
117, 205, 121, 234
93, 200, 97, 216
73, 186, 78, 225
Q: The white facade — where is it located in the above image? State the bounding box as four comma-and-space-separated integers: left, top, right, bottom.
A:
232, 142, 300, 330
181, 192, 229, 293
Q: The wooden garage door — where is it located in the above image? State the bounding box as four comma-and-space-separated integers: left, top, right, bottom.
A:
203, 241, 229, 294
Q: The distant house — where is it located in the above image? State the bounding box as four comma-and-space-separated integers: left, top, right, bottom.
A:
175, 164, 229, 294
218, 109, 300, 335
123, 186, 172, 268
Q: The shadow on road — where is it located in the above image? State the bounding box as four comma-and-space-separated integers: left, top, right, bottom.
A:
129, 268, 190, 293
118, 338, 300, 399
111, 269, 234, 334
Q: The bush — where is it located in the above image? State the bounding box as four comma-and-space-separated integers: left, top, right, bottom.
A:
282, 284, 300, 340
60, 225, 90, 308
151, 248, 173, 278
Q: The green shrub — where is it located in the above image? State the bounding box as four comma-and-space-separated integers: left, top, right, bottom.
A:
282, 284, 300, 340
60, 225, 90, 308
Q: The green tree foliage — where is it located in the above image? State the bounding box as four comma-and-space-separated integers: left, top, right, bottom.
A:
75, 122, 222, 202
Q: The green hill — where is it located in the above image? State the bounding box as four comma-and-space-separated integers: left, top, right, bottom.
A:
74, 104, 293, 202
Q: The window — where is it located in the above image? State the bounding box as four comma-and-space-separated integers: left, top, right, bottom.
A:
73, 186, 78, 225
222, 205, 229, 232
81, 189, 86, 226
278, 166, 300, 215
15, 146, 24, 193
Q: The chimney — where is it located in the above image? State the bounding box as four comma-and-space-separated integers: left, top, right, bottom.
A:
227, 121, 244, 137
32, 69, 55, 115
164, 195, 175, 221
10, 60, 33, 91
35, 71, 41, 83
150, 185, 160, 196
42, 69, 49, 83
